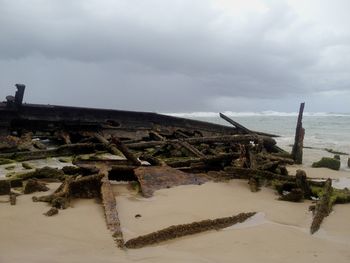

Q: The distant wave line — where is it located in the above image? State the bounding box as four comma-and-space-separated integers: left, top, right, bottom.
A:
163, 111, 350, 118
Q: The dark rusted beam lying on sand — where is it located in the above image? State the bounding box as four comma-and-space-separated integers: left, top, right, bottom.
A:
125, 212, 256, 248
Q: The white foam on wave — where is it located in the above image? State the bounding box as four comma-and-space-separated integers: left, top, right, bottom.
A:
164, 111, 350, 118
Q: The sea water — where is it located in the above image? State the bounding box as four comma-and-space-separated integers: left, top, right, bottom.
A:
166, 111, 350, 170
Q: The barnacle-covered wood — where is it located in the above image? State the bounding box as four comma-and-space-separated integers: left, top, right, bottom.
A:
125, 212, 256, 249
33, 174, 103, 209
310, 179, 333, 234
100, 173, 124, 247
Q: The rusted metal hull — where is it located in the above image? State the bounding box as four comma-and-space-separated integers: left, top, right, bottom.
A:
0, 103, 237, 138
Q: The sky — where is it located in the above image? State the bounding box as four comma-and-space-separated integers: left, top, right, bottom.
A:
0, 0, 349, 113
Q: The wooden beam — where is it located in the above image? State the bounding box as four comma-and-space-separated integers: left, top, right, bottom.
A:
291, 103, 305, 164
125, 212, 256, 248
100, 169, 124, 247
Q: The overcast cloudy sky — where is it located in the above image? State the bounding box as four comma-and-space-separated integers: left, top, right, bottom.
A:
0, 0, 349, 113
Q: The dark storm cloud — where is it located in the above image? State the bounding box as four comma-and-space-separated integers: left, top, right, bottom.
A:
0, 0, 349, 112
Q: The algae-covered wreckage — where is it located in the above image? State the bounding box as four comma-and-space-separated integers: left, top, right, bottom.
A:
1, 84, 350, 248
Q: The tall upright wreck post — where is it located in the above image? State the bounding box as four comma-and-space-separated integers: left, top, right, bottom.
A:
292, 102, 305, 164
14, 84, 26, 106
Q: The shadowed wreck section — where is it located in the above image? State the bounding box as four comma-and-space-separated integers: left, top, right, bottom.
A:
124, 212, 256, 249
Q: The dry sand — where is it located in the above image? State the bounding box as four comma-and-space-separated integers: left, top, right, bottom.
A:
1, 167, 350, 263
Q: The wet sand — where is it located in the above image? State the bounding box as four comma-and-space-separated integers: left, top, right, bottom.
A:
1, 166, 350, 263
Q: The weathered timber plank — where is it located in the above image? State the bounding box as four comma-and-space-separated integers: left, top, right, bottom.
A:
125, 212, 256, 249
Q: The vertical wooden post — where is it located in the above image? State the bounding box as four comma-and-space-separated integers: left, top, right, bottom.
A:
292, 102, 305, 164
14, 84, 25, 106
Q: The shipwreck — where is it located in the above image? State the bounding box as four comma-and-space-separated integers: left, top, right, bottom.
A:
1, 84, 349, 248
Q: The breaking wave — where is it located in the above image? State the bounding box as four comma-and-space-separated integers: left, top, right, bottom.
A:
164, 111, 350, 118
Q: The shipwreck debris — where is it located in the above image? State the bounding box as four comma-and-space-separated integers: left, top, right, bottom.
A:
291, 102, 305, 164
23, 179, 50, 194
9, 192, 17, 205
125, 212, 256, 248
310, 179, 333, 234
44, 207, 59, 216
1, 85, 349, 250
100, 169, 124, 247
0, 180, 11, 195
134, 166, 208, 197
312, 157, 341, 170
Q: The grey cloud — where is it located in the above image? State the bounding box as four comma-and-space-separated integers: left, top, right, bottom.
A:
0, 0, 349, 112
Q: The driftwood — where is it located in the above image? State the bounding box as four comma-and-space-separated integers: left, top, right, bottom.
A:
310, 179, 332, 234
125, 212, 256, 248
100, 171, 124, 247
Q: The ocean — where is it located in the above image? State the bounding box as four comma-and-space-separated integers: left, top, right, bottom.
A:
166, 111, 350, 170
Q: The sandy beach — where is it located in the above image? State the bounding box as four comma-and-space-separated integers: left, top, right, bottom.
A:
1, 162, 350, 263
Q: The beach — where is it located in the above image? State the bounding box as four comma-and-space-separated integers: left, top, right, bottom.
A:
1, 150, 350, 263
1, 113, 350, 263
